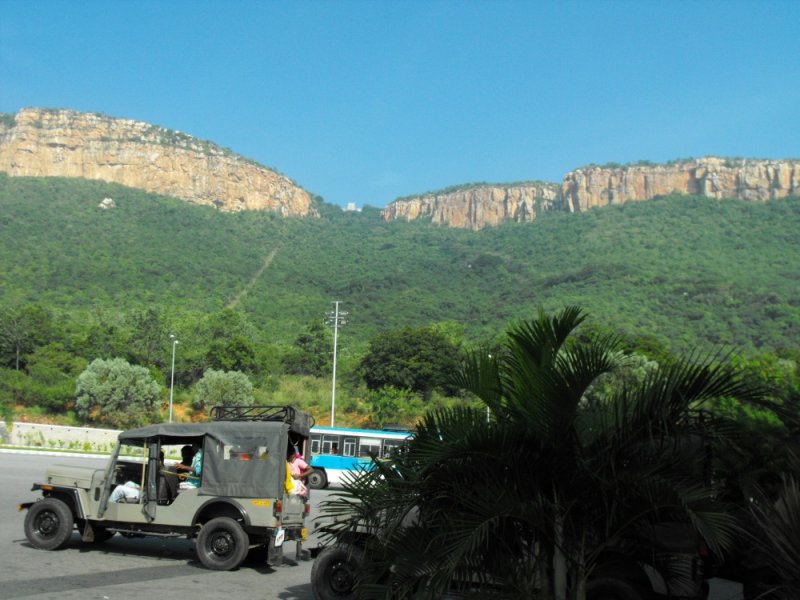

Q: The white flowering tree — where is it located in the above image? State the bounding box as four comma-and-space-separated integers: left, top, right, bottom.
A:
76, 358, 161, 428
193, 369, 254, 413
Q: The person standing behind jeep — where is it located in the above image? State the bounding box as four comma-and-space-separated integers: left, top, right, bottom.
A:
287, 445, 314, 499
177, 443, 202, 489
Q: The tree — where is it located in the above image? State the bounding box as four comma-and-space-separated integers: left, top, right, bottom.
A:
205, 335, 257, 373
193, 369, 254, 413
362, 386, 415, 429
0, 304, 58, 370
204, 308, 255, 341
75, 358, 161, 428
282, 320, 331, 377
0, 367, 34, 412
581, 351, 660, 404
125, 307, 168, 368
321, 307, 767, 600
79, 311, 128, 362
359, 326, 461, 399
25, 343, 88, 412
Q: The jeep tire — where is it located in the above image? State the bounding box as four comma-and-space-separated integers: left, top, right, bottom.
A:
196, 517, 249, 571
24, 498, 75, 551
311, 545, 364, 600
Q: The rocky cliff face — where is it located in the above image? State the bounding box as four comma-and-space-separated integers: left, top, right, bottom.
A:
382, 158, 800, 229
561, 157, 800, 212
0, 108, 318, 217
381, 183, 560, 230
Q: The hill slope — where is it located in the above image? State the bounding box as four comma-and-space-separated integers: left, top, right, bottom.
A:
1, 173, 798, 354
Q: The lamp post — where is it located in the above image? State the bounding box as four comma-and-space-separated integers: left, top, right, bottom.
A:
169, 334, 179, 423
325, 302, 348, 427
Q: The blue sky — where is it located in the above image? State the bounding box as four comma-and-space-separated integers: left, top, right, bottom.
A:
1, 0, 798, 208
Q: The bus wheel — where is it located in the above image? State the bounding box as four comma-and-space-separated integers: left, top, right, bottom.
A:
307, 469, 328, 489
311, 545, 363, 600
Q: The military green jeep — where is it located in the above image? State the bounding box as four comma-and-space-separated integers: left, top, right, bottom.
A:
20, 405, 312, 571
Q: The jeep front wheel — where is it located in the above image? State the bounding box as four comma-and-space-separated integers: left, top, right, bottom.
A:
196, 517, 249, 571
311, 545, 364, 600
24, 498, 75, 550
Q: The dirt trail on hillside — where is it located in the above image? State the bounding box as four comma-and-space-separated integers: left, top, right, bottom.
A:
226, 247, 280, 309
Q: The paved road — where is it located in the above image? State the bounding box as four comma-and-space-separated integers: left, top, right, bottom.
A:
1, 452, 331, 600
1, 452, 743, 600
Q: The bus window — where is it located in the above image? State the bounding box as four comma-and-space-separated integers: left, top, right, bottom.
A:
343, 437, 356, 457
382, 439, 402, 457
310, 435, 321, 455
322, 435, 340, 455
358, 437, 381, 457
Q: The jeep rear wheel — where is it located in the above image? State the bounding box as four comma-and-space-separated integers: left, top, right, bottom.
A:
307, 469, 328, 490
24, 498, 74, 550
311, 545, 364, 600
196, 517, 249, 571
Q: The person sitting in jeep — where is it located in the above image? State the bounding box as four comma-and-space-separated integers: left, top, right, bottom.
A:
177, 443, 202, 489
110, 451, 164, 503
109, 480, 140, 503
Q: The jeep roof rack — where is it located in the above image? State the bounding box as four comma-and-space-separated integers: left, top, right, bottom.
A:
211, 405, 300, 424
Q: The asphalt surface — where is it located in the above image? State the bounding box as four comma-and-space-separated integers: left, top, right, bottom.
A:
1, 451, 744, 600
1, 452, 331, 600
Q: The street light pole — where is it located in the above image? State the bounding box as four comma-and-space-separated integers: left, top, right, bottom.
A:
169, 334, 179, 423
325, 302, 348, 427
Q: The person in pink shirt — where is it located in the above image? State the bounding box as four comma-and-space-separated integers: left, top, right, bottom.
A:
286, 445, 314, 499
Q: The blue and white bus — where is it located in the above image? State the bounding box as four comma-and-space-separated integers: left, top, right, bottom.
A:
307, 425, 412, 489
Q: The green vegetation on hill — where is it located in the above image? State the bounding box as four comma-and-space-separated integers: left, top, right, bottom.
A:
1, 174, 798, 427
1, 173, 798, 353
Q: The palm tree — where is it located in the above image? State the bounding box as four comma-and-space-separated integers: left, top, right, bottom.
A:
318, 307, 766, 600
740, 470, 800, 600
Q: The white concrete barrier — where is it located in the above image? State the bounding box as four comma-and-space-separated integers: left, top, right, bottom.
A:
0, 422, 120, 454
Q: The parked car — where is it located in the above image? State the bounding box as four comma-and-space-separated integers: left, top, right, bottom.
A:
19, 405, 313, 571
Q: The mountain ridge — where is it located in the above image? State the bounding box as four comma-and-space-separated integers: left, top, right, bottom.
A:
1, 107, 799, 230
384, 157, 800, 229
0, 108, 318, 217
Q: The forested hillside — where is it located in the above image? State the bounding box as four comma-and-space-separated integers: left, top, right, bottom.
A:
1, 174, 798, 426
2, 173, 799, 352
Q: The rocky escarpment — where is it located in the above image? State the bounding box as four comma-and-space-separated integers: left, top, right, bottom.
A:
562, 157, 800, 212
382, 157, 800, 229
381, 183, 560, 230
0, 108, 318, 217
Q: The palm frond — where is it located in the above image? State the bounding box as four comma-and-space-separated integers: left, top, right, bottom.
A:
746, 475, 800, 593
